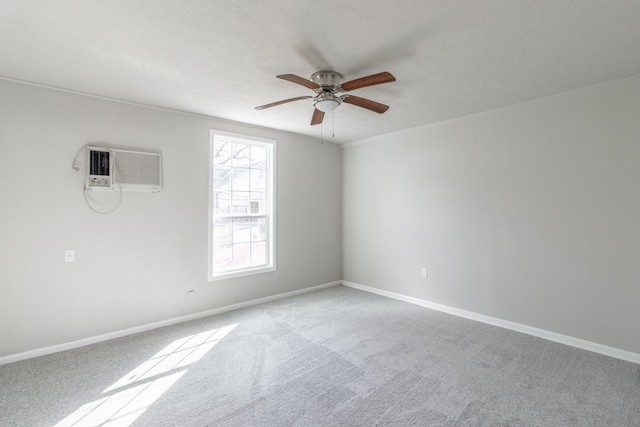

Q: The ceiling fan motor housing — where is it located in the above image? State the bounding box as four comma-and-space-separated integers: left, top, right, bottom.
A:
310, 71, 343, 87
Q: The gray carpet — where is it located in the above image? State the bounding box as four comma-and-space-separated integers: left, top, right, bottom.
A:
1, 285, 639, 426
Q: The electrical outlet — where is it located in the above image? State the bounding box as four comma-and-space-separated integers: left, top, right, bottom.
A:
188, 290, 195, 296
64, 249, 75, 263
421, 267, 428, 278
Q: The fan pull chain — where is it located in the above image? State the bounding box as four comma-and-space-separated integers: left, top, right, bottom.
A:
332, 110, 335, 138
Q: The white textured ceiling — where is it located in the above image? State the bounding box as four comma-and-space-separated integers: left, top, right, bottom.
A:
1, 0, 640, 143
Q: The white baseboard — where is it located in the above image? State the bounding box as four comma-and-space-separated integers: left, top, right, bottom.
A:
6, 280, 638, 366
342, 281, 640, 365
0, 281, 341, 366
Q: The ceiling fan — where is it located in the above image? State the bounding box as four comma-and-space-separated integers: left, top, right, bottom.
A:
255, 71, 396, 125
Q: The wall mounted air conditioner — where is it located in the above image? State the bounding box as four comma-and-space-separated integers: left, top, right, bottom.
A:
86, 146, 162, 192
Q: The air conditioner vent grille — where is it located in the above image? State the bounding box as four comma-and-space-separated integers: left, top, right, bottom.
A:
113, 151, 161, 187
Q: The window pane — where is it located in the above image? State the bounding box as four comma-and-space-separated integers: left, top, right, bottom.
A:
213, 142, 233, 167
231, 191, 249, 214
251, 241, 266, 265
213, 168, 231, 191
214, 244, 232, 270
250, 169, 266, 192
232, 168, 250, 191
214, 219, 232, 244
214, 191, 232, 214
249, 192, 264, 214
233, 218, 251, 243
232, 144, 251, 167
250, 146, 266, 169
251, 217, 266, 241
232, 243, 251, 268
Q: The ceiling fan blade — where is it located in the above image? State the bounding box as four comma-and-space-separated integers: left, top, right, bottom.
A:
340, 72, 396, 92
277, 74, 321, 90
310, 108, 324, 125
255, 96, 312, 110
342, 95, 390, 114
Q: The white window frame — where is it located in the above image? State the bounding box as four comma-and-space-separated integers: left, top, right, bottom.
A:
208, 130, 276, 281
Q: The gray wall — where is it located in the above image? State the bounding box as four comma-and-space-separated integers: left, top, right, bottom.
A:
0, 79, 342, 357
343, 79, 640, 354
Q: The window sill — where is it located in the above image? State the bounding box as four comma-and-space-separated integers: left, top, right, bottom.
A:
209, 265, 276, 282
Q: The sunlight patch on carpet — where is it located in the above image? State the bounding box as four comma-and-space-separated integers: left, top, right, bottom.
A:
55, 324, 237, 427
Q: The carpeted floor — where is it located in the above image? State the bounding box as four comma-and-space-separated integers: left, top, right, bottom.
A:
1, 285, 639, 426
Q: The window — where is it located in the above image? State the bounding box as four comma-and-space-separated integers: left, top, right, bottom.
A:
209, 131, 275, 280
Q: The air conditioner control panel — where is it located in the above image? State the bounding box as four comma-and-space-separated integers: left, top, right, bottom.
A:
88, 176, 112, 187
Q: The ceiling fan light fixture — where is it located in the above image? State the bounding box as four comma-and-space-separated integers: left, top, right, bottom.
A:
314, 97, 341, 112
